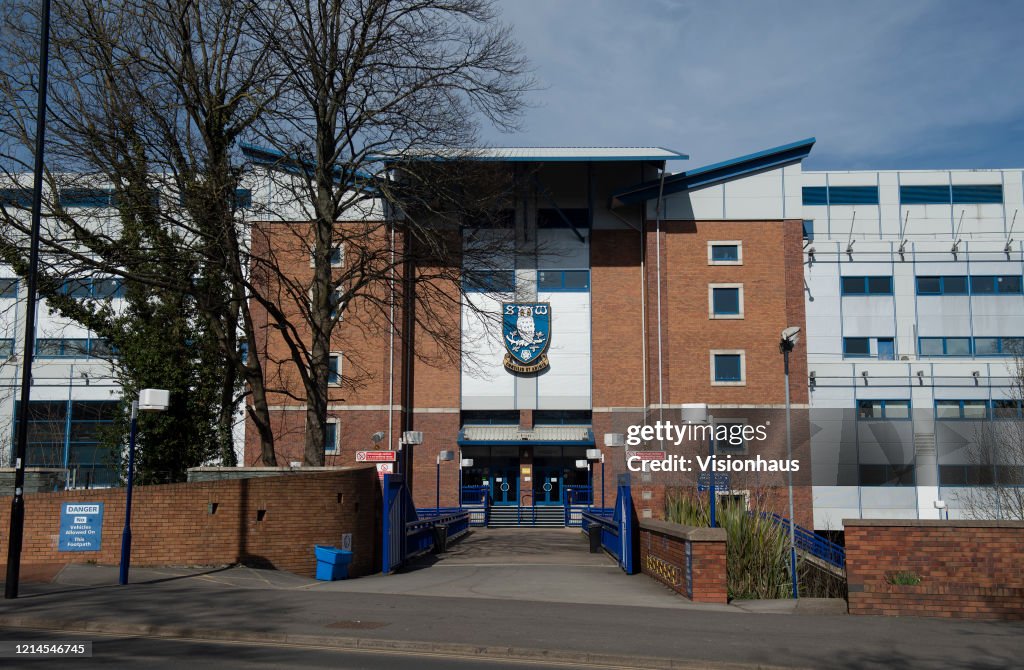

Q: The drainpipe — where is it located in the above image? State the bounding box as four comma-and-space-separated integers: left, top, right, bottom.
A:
654, 170, 667, 442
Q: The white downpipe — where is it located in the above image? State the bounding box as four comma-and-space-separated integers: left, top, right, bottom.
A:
654, 171, 667, 443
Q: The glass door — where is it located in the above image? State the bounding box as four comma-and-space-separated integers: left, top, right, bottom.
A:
533, 466, 562, 505
490, 467, 519, 505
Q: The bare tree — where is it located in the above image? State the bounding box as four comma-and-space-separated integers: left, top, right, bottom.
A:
955, 349, 1024, 520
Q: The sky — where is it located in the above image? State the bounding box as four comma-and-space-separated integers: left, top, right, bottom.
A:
485, 0, 1024, 171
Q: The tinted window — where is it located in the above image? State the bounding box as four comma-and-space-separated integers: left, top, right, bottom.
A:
844, 337, 870, 356
885, 400, 910, 419
997, 275, 1022, 293
866, 276, 892, 294
562, 270, 590, 290
711, 245, 739, 261
841, 276, 865, 294
974, 337, 1000, 355
946, 338, 971, 356
0, 278, 17, 298
935, 401, 962, 419
714, 354, 742, 381
971, 276, 996, 294
916, 276, 941, 294
919, 338, 944, 356
943, 276, 968, 294
712, 288, 740, 314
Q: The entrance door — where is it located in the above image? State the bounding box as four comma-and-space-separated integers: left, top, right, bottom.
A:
490, 467, 518, 505
533, 466, 562, 506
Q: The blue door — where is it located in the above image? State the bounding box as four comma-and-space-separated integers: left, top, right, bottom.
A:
533, 466, 563, 505
490, 467, 518, 505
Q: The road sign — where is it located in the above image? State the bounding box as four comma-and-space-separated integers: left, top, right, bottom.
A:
58, 503, 104, 552
697, 472, 730, 492
625, 451, 666, 461
356, 450, 397, 463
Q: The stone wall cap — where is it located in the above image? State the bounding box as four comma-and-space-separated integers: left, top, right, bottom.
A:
640, 518, 727, 541
843, 518, 1024, 528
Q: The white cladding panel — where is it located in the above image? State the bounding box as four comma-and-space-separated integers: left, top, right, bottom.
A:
535, 291, 591, 410
460, 293, 515, 409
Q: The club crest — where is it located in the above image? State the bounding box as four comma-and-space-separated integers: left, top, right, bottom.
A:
502, 302, 551, 373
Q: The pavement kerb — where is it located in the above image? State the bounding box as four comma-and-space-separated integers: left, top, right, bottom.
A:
0, 614, 802, 670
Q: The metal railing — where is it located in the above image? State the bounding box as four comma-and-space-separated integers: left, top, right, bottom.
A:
761, 512, 846, 570
460, 485, 488, 506
579, 483, 636, 574
383, 474, 471, 574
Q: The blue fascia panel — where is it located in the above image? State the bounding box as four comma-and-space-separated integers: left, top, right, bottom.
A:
240, 143, 377, 185
610, 138, 815, 207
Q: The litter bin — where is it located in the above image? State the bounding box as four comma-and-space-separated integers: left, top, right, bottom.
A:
588, 524, 602, 553
314, 545, 353, 581
432, 524, 448, 553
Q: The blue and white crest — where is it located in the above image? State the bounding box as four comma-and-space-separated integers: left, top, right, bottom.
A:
502, 302, 551, 373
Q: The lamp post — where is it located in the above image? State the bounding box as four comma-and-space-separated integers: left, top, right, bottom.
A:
603, 434, 625, 509
459, 456, 474, 505
120, 388, 169, 586
586, 448, 602, 507
399, 430, 423, 493
780, 326, 801, 600
436, 450, 454, 509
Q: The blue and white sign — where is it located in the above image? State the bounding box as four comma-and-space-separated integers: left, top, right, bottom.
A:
58, 503, 104, 552
697, 473, 730, 492
502, 302, 551, 373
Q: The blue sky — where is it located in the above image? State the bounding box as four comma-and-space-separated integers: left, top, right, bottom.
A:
487, 0, 1024, 171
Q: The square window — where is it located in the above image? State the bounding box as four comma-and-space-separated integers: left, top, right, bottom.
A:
841, 276, 866, 295
0, 278, 17, 298
877, 338, 895, 360
562, 270, 590, 290
0, 339, 14, 357
916, 276, 941, 294
935, 400, 962, 419
713, 354, 742, 382
35, 339, 63, 356
943, 276, 968, 294
962, 400, 988, 419
970, 276, 996, 294
992, 399, 1020, 419
63, 279, 93, 298
997, 275, 1022, 294
866, 276, 892, 294
919, 338, 944, 356
885, 400, 910, 419
1001, 337, 1024, 356
843, 337, 870, 357
64, 339, 90, 357
974, 337, 1000, 355
329, 245, 344, 267
712, 287, 740, 315
857, 400, 882, 419
92, 279, 124, 299
945, 338, 971, 356
537, 271, 561, 290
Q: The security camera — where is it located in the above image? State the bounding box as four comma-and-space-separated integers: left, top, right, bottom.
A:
371, 431, 385, 444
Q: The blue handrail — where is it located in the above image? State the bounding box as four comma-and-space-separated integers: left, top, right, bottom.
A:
760, 512, 845, 569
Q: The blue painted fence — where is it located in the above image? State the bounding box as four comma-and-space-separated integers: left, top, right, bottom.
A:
761, 512, 846, 570
580, 483, 637, 574
382, 474, 470, 574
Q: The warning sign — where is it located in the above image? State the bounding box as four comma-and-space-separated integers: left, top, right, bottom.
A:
58, 502, 104, 552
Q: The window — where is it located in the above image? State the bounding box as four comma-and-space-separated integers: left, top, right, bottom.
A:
463, 270, 515, 292
843, 337, 870, 358
0, 188, 32, 207
935, 399, 989, 420
918, 337, 971, 357
857, 399, 910, 420
877, 337, 895, 360
35, 337, 116, 358
460, 410, 520, 425
841, 276, 892, 296
0, 338, 13, 358
802, 220, 814, 241
534, 410, 592, 425
14, 399, 120, 487
802, 185, 879, 206
328, 354, 342, 386
537, 208, 589, 230
537, 270, 590, 292
711, 351, 745, 385
916, 275, 968, 295
859, 464, 915, 487
970, 275, 1022, 295
329, 290, 343, 319
707, 241, 742, 265
709, 284, 743, 318
233, 188, 253, 209
902, 184, 1003, 205
324, 420, 339, 454
329, 246, 344, 267
992, 399, 1024, 419
59, 188, 115, 208
0, 278, 17, 298
59, 278, 125, 300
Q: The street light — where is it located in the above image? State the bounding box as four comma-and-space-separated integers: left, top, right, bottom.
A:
586, 448, 602, 507
436, 450, 454, 509
120, 388, 169, 586
682, 403, 716, 527
602, 435, 624, 508
780, 326, 800, 600
397, 430, 423, 492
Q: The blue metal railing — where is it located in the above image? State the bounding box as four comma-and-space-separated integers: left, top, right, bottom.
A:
761, 512, 846, 570
579, 483, 636, 574
564, 485, 592, 506
460, 485, 489, 505
383, 474, 471, 574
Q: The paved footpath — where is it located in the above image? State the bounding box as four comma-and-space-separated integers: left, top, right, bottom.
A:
0, 529, 1019, 668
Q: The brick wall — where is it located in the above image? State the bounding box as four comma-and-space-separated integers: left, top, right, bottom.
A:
845, 519, 1024, 621
0, 468, 382, 579
638, 519, 728, 603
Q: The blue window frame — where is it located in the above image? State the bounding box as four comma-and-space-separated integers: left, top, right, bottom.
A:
460, 410, 520, 425
60, 278, 125, 299
712, 287, 740, 315
534, 410, 592, 425
35, 337, 116, 358
841, 276, 892, 295
916, 275, 968, 295
713, 354, 742, 382
0, 188, 32, 207
859, 464, 915, 487
857, 399, 910, 420
0, 338, 13, 358
900, 184, 1003, 205
537, 270, 590, 292
843, 337, 871, 358
951, 184, 1003, 204
463, 270, 515, 292
877, 337, 895, 360
939, 464, 1024, 486
802, 185, 878, 206
710, 244, 739, 262
0, 277, 17, 298
328, 354, 342, 385
992, 399, 1024, 419
802, 220, 814, 241
14, 400, 121, 487
918, 337, 972, 357
970, 275, 1022, 294
59, 188, 115, 208
324, 421, 338, 454
900, 184, 951, 205
233, 188, 253, 209
935, 399, 989, 420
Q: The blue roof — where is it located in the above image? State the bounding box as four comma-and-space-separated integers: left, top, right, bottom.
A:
610, 138, 815, 207
370, 146, 688, 163
240, 143, 376, 183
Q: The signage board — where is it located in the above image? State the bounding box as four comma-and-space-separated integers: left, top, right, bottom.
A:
375, 463, 393, 480
58, 502, 104, 552
697, 472, 730, 492
625, 451, 666, 461
356, 450, 397, 463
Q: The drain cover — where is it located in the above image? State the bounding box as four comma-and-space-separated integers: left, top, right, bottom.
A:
325, 620, 389, 630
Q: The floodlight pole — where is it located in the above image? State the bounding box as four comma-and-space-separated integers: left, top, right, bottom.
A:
4, 0, 52, 601
119, 401, 139, 585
